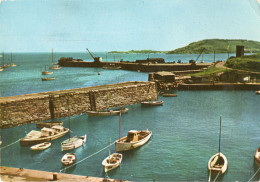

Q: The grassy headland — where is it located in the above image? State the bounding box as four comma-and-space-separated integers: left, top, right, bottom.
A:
168, 39, 260, 54
225, 53, 260, 72
108, 50, 167, 54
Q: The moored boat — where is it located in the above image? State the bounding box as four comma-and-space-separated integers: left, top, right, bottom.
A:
41, 77, 55, 81
162, 93, 177, 97
42, 65, 53, 75
115, 129, 152, 152
30, 142, 51, 151
256, 90, 260, 95
49, 48, 61, 70
61, 134, 87, 151
102, 153, 122, 172
20, 126, 69, 146
86, 107, 128, 117
36, 121, 63, 128
208, 116, 228, 176
254, 147, 260, 165
141, 100, 163, 106
61, 153, 76, 166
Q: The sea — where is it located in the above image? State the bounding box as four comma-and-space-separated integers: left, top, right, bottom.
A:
0, 52, 259, 181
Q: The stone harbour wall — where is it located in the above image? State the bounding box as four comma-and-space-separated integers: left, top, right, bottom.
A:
0, 81, 157, 129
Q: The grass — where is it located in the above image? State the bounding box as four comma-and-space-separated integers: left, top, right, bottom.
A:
190, 66, 229, 77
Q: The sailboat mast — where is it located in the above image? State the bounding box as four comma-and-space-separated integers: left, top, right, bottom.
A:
109, 136, 111, 164
69, 109, 71, 140
45, 65, 47, 71
11, 52, 12, 64
52, 48, 54, 65
219, 116, 221, 154
119, 111, 121, 140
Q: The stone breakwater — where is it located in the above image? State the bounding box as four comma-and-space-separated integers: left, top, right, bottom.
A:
0, 81, 157, 129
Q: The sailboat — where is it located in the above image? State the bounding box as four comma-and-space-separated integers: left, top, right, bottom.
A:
2, 52, 8, 68
208, 116, 228, 175
49, 48, 61, 70
115, 112, 152, 152
102, 136, 123, 172
10, 52, 16, 67
61, 110, 87, 151
42, 65, 53, 75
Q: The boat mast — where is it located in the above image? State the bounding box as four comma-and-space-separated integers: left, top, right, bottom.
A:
45, 65, 47, 71
52, 48, 54, 66
69, 107, 71, 141
219, 116, 221, 154
119, 111, 121, 140
109, 136, 111, 164
11, 52, 12, 64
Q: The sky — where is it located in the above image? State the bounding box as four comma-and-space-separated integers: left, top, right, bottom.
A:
0, 0, 260, 52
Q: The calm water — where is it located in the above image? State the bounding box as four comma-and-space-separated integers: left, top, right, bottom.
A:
0, 53, 259, 181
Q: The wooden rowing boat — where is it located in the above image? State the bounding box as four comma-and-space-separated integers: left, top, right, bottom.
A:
20, 126, 69, 146
162, 93, 177, 97
36, 121, 63, 128
86, 107, 128, 117
30, 142, 51, 151
208, 116, 228, 175
61, 153, 76, 166
141, 100, 163, 106
115, 129, 152, 152
102, 137, 122, 172
41, 77, 55, 81
61, 134, 87, 151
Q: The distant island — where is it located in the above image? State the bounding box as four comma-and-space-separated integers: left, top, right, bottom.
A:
109, 39, 260, 54
108, 50, 167, 54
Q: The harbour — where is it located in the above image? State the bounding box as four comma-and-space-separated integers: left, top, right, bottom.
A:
0, 52, 260, 181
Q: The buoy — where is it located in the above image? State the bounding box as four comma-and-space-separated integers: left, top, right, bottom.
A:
98, 72, 101, 75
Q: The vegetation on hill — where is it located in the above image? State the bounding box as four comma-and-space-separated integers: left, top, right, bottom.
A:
168, 39, 260, 54
108, 50, 167, 54
225, 53, 260, 72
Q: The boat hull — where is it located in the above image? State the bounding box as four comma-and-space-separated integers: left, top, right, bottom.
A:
61, 135, 87, 151
162, 94, 177, 97
30, 142, 51, 151
115, 130, 152, 152
86, 108, 128, 117
102, 153, 122, 172
20, 128, 69, 146
255, 147, 260, 165
61, 153, 76, 166
208, 152, 228, 174
41, 78, 55, 81
141, 101, 163, 106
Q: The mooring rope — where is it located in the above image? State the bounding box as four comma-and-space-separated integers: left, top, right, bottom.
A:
0, 139, 20, 150
59, 140, 116, 173
212, 172, 220, 182
248, 167, 260, 182
208, 170, 211, 182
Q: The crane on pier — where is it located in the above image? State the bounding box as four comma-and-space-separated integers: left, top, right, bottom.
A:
189, 48, 205, 64
86, 48, 102, 63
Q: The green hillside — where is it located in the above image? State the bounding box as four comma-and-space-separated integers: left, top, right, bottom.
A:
109, 50, 167, 54
168, 39, 260, 54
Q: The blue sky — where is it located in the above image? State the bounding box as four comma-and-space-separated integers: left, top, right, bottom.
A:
0, 0, 260, 52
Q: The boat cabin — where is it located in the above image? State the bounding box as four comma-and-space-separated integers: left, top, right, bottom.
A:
52, 126, 65, 133
41, 128, 55, 137
126, 130, 139, 142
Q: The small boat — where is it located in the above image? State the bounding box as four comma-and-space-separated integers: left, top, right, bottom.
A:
49, 49, 61, 70
36, 121, 63, 128
10, 52, 16, 67
86, 107, 128, 117
20, 126, 70, 146
256, 90, 260, 95
162, 93, 177, 97
254, 147, 260, 165
61, 153, 76, 166
115, 129, 152, 152
61, 135, 87, 151
30, 142, 51, 151
141, 100, 163, 106
0, 67, 3, 71
102, 136, 123, 172
208, 116, 228, 175
3, 64, 8, 68
41, 77, 55, 81
42, 65, 53, 75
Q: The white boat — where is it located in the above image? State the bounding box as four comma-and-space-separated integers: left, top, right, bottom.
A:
10, 52, 16, 67
115, 129, 152, 152
141, 100, 164, 106
86, 107, 128, 117
102, 153, 122, 172
30, 142, 51, 151
102, 136, 123, 172
208, 116, 228, 175
256, 90, 260, 95
49, 48, 61, 70
20, 126, 69, 146
0, 67, 3, 71
42, 65, 53, 75
255, 147, 260, 166
61, 153, 76, 166
61, 134, 87, 151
